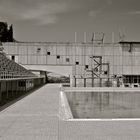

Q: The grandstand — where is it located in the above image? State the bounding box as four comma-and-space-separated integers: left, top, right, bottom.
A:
0, 45, 46, 105
0, 51, 36, 79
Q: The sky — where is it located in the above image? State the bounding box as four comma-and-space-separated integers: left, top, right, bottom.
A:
0, 0, 140, 42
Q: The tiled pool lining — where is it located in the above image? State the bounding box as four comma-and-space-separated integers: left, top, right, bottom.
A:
63, 87, 140, 93
60, 86, 140, 121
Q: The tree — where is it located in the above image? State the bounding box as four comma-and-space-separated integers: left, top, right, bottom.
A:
0, 22, 14, 42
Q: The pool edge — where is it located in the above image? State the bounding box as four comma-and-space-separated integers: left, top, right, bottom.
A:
59, 90, 73, 120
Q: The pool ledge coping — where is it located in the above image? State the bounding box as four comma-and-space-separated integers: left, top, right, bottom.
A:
63, 87, 140, 92
60, 86, 140, 121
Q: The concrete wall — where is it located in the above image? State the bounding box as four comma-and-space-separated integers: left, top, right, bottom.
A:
3, 42, 140, 87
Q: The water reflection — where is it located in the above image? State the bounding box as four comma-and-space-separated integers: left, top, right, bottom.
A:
66, 92, 140, 118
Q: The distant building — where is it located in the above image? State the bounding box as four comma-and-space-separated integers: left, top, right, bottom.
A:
3, 41, 140, 87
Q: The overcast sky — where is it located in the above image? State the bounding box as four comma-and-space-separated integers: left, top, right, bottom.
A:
0, 0, 140, 42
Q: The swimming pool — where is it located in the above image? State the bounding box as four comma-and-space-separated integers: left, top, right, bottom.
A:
65, 91, 140, 119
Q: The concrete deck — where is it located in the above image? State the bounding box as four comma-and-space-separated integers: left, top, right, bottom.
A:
0, 84, 140, 140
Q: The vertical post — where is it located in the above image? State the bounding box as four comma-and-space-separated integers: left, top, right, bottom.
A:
84, 32, 86, 43
99, 57, 102, 87
84, 78, 86, 87
25, 80, 26, 93
70, 75, 73, 87
27, 46, 28, 64
11, 80, 13, 98
112, 32, 115, 44
6, 81, 8, 99
107, 63, 110, 87
91, 32, 94, 43
74, 77, 76, 87
75, 32, 77, 43
18, 80, 21, 94
92, 70, 94, 87
15, 80, 17, 96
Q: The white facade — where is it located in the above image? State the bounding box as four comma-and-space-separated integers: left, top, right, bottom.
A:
3, 42, 140, 87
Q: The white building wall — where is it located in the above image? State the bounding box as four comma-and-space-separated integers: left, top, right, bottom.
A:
3, 42, 140, 86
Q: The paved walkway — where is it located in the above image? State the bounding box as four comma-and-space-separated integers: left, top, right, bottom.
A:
0, 84, 140, 140
0, 84, 59, 140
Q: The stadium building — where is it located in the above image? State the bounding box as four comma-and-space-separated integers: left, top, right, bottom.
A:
2, 41, 140, 87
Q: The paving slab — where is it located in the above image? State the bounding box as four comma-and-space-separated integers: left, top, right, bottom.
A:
0, 84, 140, 140
0, 84, 59, 140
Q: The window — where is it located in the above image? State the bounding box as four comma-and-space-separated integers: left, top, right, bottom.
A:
11, 55, 15, 61
37, 48, 41, 53
85, 65, 88, 69
66, 58, 69, 62
47, 52, 50, 55
57, 55, 60, 59
76, 61, 79, 65
104, 71, 108, 75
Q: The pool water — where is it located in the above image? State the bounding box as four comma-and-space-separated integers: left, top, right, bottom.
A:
66, 92, 140, 119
